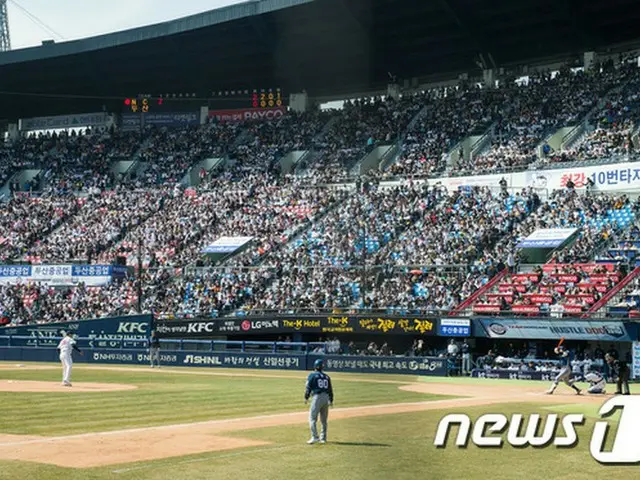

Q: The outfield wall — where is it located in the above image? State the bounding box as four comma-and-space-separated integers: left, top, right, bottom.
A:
0, 347, 448, 376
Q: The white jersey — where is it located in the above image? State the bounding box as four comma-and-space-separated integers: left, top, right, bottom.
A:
585, 372, 605, 386
57, 336, 76, 357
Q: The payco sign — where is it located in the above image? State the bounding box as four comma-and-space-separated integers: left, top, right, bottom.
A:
208, 107, 286, 123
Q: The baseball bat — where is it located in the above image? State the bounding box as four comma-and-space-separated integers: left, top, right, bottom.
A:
556, 337, 565, 349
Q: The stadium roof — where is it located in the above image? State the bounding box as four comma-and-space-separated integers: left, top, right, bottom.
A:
1, 0, 640, 121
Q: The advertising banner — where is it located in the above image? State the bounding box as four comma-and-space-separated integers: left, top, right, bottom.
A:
0, 347, 449, 376
439, 318, 471, 337
208, 107, 287, 123
121, 112, 200, 130
479, 319, 632, 341
20, 112, 110, 131
526, 164, 640, 192
0, 315, 152, 349
156, 315, 439, 337
517, 228, 579, 248
0, 347, 306, 370
633, 341, 640, 379
0, 264, 126, 286
430, 159, 640, 194
471, 369, 584, 382
201, 236, 253, 254
312, 354, 447, 376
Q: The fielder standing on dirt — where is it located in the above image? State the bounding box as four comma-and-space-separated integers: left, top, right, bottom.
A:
305, 359, 333, 444
57, 331, 83, 387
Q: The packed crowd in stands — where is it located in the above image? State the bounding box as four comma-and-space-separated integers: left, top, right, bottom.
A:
386, 87, 500, 177
1, 57, 640, 324
229, 111, 330, 175
471, 190, 638, 315
24, 189, 168, 264
0, 195, 78, 262
546, 73, 640, 163
99, 175, 349, 270
301, 94, 426, 181
457, 65, 625, 174
0, 186, 637, 322
364, 187, 540, 312
0, 280, 137, 325
241, 182, 444, 312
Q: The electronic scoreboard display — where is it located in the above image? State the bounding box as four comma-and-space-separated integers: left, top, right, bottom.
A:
251, 88, 283, 108
123, 88, 285, 113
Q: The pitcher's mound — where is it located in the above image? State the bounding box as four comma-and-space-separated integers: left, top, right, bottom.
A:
0, 380, 137, 393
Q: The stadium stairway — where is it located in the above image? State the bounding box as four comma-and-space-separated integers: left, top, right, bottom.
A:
450, 268, 508, 314
584, 266, 640, 317
349, 99, 429, 176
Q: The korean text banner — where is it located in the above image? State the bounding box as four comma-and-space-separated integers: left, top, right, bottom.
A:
425, 159, 640, 194
439, 318, 471, 337
0, 348, 449, 376
0, 348, 306, 371
480, 319, 632, 341
311, 354, 447, 376
472, 369, 584, 382
0, 264, 125, 286
156, 315, 439, 337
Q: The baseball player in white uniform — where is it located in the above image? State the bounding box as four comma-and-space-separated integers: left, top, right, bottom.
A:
584, 371, 606, 394
57, 332, 83, 386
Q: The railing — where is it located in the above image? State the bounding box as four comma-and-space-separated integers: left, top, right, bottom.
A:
538, 153, 640, 171
0, 334, 324, 354
378, 141, 401, 172
451, 269, 507, 314
468, 123, 495, 161
560, 122, 586, 151
446, 161, 539, 178
584, 266, 640, 318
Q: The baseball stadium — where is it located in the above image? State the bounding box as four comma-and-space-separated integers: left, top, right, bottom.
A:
1, 0, 640, 478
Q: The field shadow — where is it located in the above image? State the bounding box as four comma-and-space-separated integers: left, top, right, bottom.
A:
331, 441, 391, 447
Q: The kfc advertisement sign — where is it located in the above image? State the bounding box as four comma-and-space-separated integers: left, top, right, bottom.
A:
209, 107, 287, 123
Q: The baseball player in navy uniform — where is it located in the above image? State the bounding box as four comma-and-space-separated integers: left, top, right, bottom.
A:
606, 353, 631, 395
584, 371, 606, 394
546, 346, 581, 395
305, 359, 334, 444
149, 330, 161, 368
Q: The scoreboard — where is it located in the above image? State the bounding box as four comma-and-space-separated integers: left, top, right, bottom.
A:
123, 97, 163, 113
123, 88, 285, 113
251, 89, 283, 109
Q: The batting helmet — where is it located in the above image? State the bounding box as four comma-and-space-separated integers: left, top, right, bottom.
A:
314, 359, 324, 370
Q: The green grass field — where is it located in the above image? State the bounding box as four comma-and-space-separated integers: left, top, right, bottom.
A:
0, 363, 635, 480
